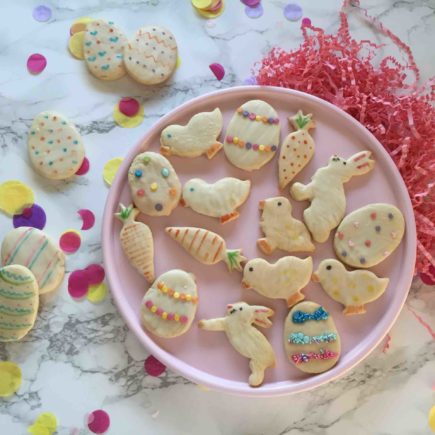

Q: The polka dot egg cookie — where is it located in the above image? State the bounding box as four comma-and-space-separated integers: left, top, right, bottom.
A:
28, 111, 85, 180
334, 203, 405, 268
128, 151, 181, 216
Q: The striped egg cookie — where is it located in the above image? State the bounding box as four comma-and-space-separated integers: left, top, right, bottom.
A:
0, 265, 39, 342
1, 227, 65, 294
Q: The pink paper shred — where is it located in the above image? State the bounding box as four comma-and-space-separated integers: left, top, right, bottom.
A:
382, 333, 391, 353
254, 0, 435, 277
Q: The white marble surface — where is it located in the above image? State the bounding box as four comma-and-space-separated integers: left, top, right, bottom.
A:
0, 0, 434, 434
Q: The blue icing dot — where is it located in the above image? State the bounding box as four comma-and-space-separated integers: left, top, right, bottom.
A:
73, 140, 79, 145
48, 161, 53, 166
63, 148, 67, 152
242, 110, 249, 117
245, 142, 252, 150
161, 168, 169, 178
189, 187, 194, 192
375, 225, 381, 233
360, 257, 366, 264
134, 169, 142, 178
341, 250, 347, 257
388, 213, 394, 220
271, 145, 277, 151
155, 203, 163, 211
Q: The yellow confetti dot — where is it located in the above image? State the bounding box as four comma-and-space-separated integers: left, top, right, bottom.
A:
0, 361, 22, 397
150, 182, 158, 192
70, 16, 94, 35
27, 425, 50, 435
113, 103, 144, 128
429, 406, 435, 432
192, 0, 213, 8
29, 413, 57, 434
103, 157, 123, 186
0, 180, 34, 216
86, 282, 108, 304
176, 55, 181, 69
196, 0, 225, 18
68, 31, 86, 60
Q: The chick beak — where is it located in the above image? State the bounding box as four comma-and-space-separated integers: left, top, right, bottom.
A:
179, 197, 186, 207
258, 200, 265, 210
311, 272, 320, 283
241, 280, 251, 289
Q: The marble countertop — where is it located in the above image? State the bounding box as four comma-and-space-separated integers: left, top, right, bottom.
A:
0, 0, 434, 434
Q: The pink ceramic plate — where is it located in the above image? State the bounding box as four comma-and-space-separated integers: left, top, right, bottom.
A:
102, 86, 416, 397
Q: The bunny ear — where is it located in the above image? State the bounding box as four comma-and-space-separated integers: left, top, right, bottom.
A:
348, 151, 375, 174
252, 306, 274, 328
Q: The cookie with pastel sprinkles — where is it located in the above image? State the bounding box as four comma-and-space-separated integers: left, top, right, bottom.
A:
1, 227, 65, 295
0, 265, 39, 342
84, 19, 127, 80
28, 111, 85, 180
124, 26, 178, 85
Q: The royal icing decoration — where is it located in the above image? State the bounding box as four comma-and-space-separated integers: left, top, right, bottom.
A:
225, 135, 277, 152
236, 106, 279, 124
291, 349, 339, 364
144, 300, 189, 323
288, 332, 337, 345
156, 281, 198, 303
292, 306, 329, 323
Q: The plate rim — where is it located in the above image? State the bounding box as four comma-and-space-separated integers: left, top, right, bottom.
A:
102, 85, 416, 397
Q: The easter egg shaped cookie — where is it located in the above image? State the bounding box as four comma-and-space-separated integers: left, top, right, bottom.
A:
84, 19, 127, 80
223, 100, 280, 171
141, 269, 198, 338
124, 26, 178, 85
1, 227, 65, 294
128, 151, 181, 216
0, 265, 39, 342
334, 203, 405, 268
28, 111, 85, 180
284, 301, 341, 374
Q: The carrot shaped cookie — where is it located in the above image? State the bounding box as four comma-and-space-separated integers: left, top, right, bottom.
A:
279, 110, 315, 189
165, 227, 246, 271
115, 204, 154, 282
199, 302, 276, 387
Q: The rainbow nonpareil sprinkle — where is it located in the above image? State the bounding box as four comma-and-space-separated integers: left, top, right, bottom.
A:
291, 349, 338, 364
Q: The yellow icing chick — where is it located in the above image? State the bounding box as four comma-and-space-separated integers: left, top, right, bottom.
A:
312, 259, 389, 315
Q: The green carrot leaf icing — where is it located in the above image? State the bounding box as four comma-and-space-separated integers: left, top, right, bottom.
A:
290, 110, 315, 131
224, 249, 246, 272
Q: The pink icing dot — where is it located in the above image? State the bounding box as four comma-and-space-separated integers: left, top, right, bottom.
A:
137, 188, 145, 196
85, 264, 105, 285
249, 113, 256, 120
75, 157, 90, 175
144, 355, 166, 377
87, 409, 110, 434
145, 300, 153, 309
27, 53, 47, 74
118, 97, 140, 117
167, 312, 175, 320
226, 135, 233, 143
252, 144, 259, 150
180, 315, 188, 324
156, 307, 163, 316
68, 270, 89, 299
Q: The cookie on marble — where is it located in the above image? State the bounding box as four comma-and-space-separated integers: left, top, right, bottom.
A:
128, 151, 181, 216
28, 111, 85, 180
84, 19, 127, 80
0, 265, 39, 342
124, 26, 178, 85
1, 227, 65, 294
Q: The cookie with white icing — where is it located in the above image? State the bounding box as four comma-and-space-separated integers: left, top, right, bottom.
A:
223, 100, 280, 171
181, 177, 251, 224
128, 151, 181, 216
284, 301, 341, 374
84, 19, 127, 80
1, 227, 65, 294
141, 269, 197, 338
334, 203, 405, 268
160, 108, 223, 159
124, 26, 177, 85
28, 111, 85, 180
313, 259, 389, 315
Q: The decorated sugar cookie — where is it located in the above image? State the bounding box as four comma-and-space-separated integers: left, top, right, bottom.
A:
279, 110, 315, 189
160, 108, 223, 159
0, 265, 39, 342
181, 177, 251, 224
313, 259, 389, 315
334, 203, 405, 268
1, 227, 65, 295
124, 26, 178, 85
223, 100, 280, 171
84, 19, 127, 80
115, 204, 154, 282
242, 256, 312, 307
199, 302, 276, 387
141, 269, 197, 338
165, 227, 246, 272
290, 151, 375, 243
128, 151, 181, 216
28, 111, 85, 180
257, 197, 314, 254
284, 302, 341, 374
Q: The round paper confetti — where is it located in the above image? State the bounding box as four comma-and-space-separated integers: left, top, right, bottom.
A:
70, 17, 94, 35
68, 270, 90, 299
59, 230, 82, 254
245, 3, 263, 18
209, 63, 225, 81
196, 0, 225, 18
28, 412, 58, 435
87, 283, 108, 304
68, 31, 86, 60
113, 104, 144, 128
85, 264, 105, 285
243, 76, 257, 85
301, 17, 311, 26
176, 55, 182, 69
144, 355, 166, 377
241, 0, 260, 7
0, 180, 34, 216
103, 157, 123, 186
78, 209, 95, 230
0, 361, 22, 397
32, 5, 52, 22
118, 98, 140, 117
87, 410, 110, 434
27, 53, 47, 74
429, 405, 435, 432
283, 3, 303, 21
75, 157, 90, 176
13, 204, 47, 230
192, 0, 213, 8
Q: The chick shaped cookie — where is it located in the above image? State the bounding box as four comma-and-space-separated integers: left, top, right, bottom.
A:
128, 151, 181, 216
312, 259, 389, 315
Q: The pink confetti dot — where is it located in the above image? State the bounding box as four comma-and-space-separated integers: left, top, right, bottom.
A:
78, 209, 95, 230
118, 97, 140, 117
87, 409, 110, 434
241, 0, 260, 6
85, 264, 105, 285
75, 157, 90, 175
209, 63, 225, 81
144, 355, 166, 377
59, 230, 81, 254
27, 53, 47, 74
68, 270, 89, 299
301, 17, 311, 26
